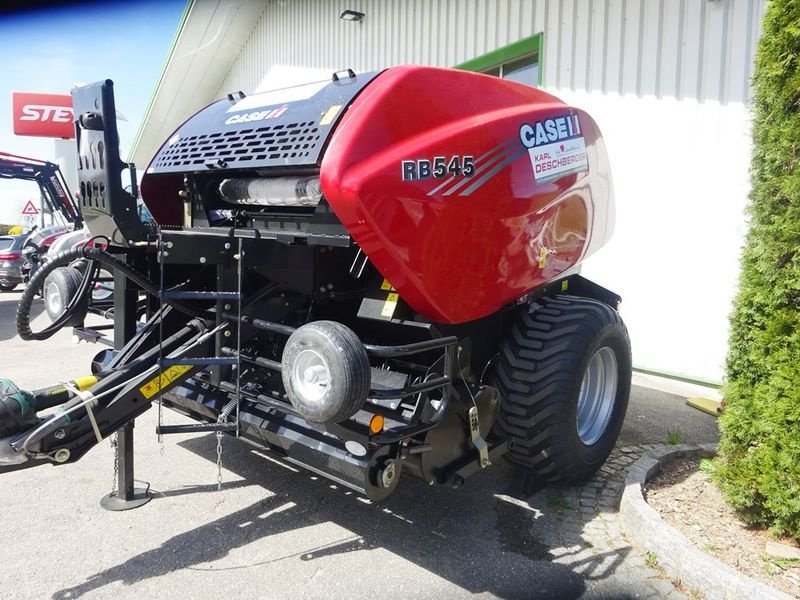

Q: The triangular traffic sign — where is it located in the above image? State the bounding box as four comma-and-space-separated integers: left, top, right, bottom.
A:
21, 200, 39, 215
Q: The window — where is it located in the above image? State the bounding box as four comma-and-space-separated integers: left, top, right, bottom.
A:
456, 34, 543, 88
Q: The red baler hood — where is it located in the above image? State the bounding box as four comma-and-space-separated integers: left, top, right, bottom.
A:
321, 66, 614, 324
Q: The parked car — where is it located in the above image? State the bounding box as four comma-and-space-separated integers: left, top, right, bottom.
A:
0, 224, 83, 295
0, 234, 27, 291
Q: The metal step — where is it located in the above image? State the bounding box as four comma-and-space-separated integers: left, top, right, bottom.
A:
155, 423, 238, 435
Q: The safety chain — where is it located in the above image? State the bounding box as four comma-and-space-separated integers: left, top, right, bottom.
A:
216, 430, 224, 491
110, 432, 119, 496
216, 398, 238, 491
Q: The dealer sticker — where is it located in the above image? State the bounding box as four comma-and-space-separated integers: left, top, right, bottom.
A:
519, 114, 588, 182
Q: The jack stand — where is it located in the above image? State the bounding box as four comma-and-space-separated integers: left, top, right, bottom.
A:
100, 260, 152, 511
100, 422, 151, 510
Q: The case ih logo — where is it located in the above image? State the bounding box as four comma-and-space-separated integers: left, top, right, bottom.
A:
12, 92, 75, 139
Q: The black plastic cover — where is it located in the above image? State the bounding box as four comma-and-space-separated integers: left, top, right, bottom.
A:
72, 80, 148, 247
148, 71, 382, 175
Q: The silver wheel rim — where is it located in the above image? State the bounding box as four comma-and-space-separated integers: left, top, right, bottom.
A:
45, 281, 63, 316
92, 269, 113, 302
292, 349, 331, 403
576, 346, 618, 445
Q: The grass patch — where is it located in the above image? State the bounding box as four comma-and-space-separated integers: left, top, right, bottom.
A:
698, 458, 716, 476
665, 429, 682, 445
702, 543, 722, 554
767, 557, 800, 572
545, 492, 572, 518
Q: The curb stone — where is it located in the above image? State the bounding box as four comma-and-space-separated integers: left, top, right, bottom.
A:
619, 443, 795, 600
528, 444, 689, 598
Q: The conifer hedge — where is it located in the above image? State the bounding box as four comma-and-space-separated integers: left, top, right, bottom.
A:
716, 0, 800, 539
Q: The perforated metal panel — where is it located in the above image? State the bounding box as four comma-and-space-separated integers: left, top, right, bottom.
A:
148, 70, 381, 175
153, 120, 320, 170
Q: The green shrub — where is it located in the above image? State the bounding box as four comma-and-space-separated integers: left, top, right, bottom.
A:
715, 0, 800, 540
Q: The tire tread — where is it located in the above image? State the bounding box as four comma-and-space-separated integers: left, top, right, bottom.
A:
493, 295, 631, 483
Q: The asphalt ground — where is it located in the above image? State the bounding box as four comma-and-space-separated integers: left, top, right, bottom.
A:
0, 289, 719, 600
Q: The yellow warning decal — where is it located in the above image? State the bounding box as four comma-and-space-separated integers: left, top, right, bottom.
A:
380, 278, 394, 291
320, 105, 342, 126
381, 292, 399, 318
561, 280, 569, 292
538, 247, 549, 269
139, 365, 193, 400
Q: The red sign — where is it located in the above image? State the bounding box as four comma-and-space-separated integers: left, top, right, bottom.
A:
12, 92, 74, 139
21, 200, 39, 215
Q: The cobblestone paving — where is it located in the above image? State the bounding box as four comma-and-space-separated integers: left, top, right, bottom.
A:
524, 445, 689, 599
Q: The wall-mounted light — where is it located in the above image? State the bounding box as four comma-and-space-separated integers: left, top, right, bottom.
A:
340, 9, 365, 22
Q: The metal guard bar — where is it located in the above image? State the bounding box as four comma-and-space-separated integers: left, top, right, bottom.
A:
221, 346, 451, 401
368, 375, 450, 400
216, 374, 450, 446
214, 312, 461, 444
223, 311, 459, 357
370, 392, 450, 444
363, 337, 458, 358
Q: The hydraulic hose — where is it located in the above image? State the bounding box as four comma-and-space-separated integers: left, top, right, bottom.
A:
16, 246, 199, 341
17, 320, 213, 454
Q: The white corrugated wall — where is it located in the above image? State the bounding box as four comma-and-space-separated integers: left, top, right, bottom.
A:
217, 0, 765, 381
218, 0, 762, 103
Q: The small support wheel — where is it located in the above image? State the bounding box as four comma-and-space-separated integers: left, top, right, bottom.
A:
493, 295, 632, 483
281, 321, 370, 424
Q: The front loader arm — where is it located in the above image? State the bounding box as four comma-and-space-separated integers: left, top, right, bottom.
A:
0, 152, 82, 226
0, 318, 213, 475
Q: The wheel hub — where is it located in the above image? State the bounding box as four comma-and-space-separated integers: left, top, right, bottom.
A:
292, 349, 331, 402
45, 281, 63, 316
576, 346, 618, 445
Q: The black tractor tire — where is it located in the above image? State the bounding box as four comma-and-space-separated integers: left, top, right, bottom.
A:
493, 295, 632, 483
281, 321, 371, 424
73, 260, 113, 304
0, 281, 17, 292
43, 266, 84, 325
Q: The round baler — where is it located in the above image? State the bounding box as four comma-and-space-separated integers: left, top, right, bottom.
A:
2, 66, 631, 501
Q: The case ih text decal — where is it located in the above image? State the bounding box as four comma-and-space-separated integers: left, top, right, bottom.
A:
406, 115, 587, 196
225, 105, 288, 125
520, 114, 588, 182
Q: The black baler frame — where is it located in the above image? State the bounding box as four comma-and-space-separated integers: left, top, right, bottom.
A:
4, 72, 505, 497
4, 77, 627, 502
1, 244, 506, 500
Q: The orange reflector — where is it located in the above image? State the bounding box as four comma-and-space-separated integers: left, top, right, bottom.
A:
369, 415, 384, 434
